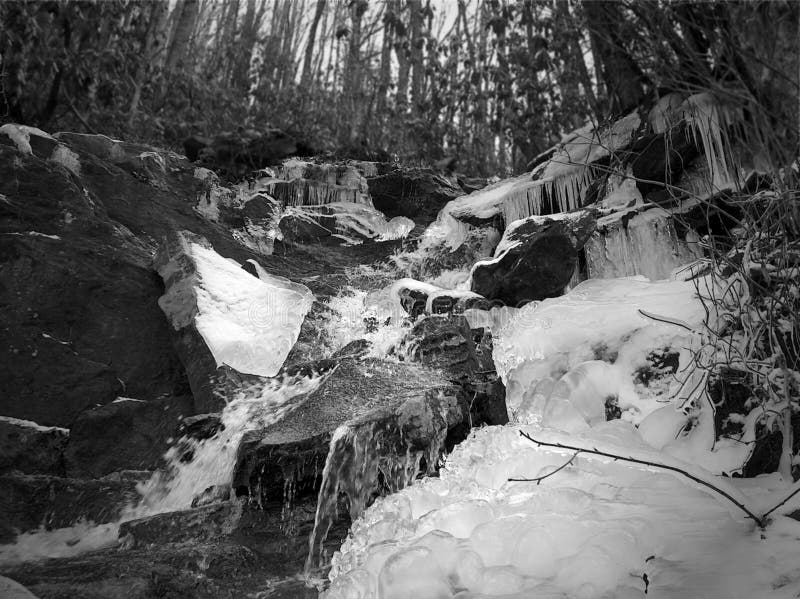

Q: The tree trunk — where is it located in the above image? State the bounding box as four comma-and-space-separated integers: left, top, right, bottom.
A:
394, 0, 410, 111
582, 0, 646, 115
302, 0, 326, 86
164, 0, 199, 72
376, 5, 394, 115
408, 0, 424, 110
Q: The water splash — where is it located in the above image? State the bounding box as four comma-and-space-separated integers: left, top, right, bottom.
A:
0, 375, 321, 565
304, 419, 446, 574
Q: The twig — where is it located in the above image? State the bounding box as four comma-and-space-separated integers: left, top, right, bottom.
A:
518, 430, 766, 528
508, 451, 580, 484
762, 481, 800, 520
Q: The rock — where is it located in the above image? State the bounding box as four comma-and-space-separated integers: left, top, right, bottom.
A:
64, 396, 193, 478
119, 501, 244, 546
471, 210, 596, 305
368, 166, 464, 226
397, 316, 508, 437
154, 230, 313, 412
0, 472, 142, 541
184, 129, 298, 175
0, 143, 185, 426
279, 212, 336, 243
0, 417, 67, 476
0, 576, 39, 599
233, 357, 461, 504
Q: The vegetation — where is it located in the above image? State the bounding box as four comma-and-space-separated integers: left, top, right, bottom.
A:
2, 0, 796, 176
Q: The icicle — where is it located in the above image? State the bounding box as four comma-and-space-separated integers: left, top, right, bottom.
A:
682, 93, 742, 193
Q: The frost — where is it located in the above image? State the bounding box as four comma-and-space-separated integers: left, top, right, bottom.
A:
49, 145, 81, 176
0, 123, 53, 155
0, 415, 68, 434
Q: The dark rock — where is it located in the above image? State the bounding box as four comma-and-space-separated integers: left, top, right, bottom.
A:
0, 418, 68, 476
471, 210, 596, 306
119, 501, 244, 546
64, 396, 193, 478
279, 212, 335, 243
367, 166, 464, 226
233, 357, 461, 503
0, 472, 143, 541
397, 286, 429, 318
397, 316, 508, 441
0, 145, 186, 426
178, 413, 224, 442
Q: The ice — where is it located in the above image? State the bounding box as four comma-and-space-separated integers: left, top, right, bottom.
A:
0, 123, 53, 154
0, 415, 68, 434
585, 205, 698, 280
324, 421, 800, 598
163, 242, 313, 377
682, 92, 743, 192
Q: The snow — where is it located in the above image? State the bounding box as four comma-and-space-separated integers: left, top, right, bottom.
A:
160, 243, 313, 377
324, 421, 800, 599
0, 123, 53, 155
0, 415, 68, 434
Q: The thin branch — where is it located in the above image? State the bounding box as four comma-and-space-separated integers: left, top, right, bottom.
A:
518, 430, 766, 528
508, 451, 580, 484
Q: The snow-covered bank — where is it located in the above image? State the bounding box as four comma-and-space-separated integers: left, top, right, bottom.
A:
324, 423, 800, 599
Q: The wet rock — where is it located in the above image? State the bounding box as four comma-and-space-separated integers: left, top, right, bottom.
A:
119, 501, 244, 547
279, 212, 336, 243
178, 413, 224, 442
0, 576, 39, 599
233, 357, 461, 504
397, 316, 508, 436
368, 166, 464, 227
64, 396, 193, 478
471, 210, 596, 305
0, 418, 67, 477
0, 472, 143, 541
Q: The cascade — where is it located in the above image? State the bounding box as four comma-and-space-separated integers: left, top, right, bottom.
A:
304, 417, 445, 574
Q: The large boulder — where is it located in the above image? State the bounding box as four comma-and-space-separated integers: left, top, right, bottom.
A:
154, 230, 313, 412
471, 210, 596, 305
64, 396, 193, 478
0, 417, 68, 476
0, 136, 186, 426
367, 166, 464, 227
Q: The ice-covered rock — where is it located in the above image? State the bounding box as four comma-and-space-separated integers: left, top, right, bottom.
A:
585, 203, 699, 280
470, 209, 596, 305
0, 417, 68, 477
155, 231, 313, 410
279, 202, 414, 245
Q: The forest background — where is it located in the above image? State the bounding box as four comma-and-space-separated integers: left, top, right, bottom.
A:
1, 0, 798, 177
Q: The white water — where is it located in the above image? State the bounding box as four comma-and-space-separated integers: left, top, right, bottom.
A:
0, 376, 321, 565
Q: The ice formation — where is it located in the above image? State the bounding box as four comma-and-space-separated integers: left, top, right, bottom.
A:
159, 241, 313, 377
323, 421, 800, 599
682, 92, 743, 193
283, 202, 414, 243
322, 272, 800, 599
585, 205, 699, 280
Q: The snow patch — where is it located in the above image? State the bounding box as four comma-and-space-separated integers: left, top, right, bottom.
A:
0, 415, 68, 434
0, 123, 53, 155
